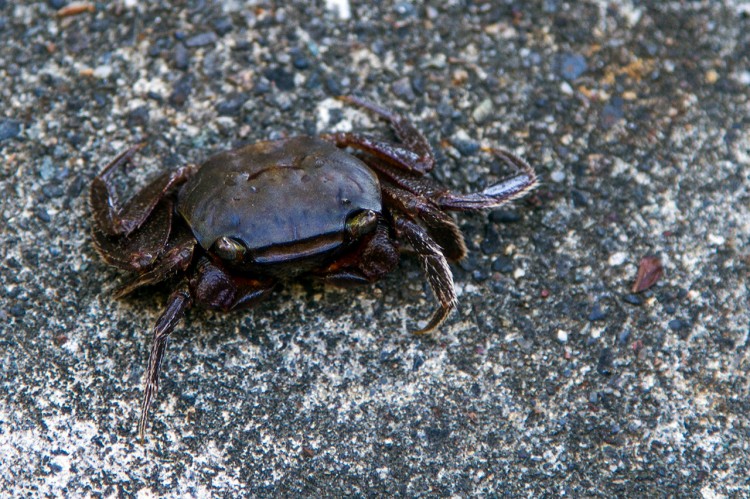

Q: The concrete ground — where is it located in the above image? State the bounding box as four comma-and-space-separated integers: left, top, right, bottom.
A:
1, 1, 748, 496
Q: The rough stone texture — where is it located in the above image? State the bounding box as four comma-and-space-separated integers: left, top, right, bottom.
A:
1, 1, 748, 497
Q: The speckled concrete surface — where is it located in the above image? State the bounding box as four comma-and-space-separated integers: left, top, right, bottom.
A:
1, 1, 749, 497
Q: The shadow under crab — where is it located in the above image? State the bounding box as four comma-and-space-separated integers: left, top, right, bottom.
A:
90, 96, 538, 439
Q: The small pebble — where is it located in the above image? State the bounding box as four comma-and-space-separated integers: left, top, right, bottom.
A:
491, 256, 514, 273
10, 304, 26, 317
93, 65, 112, 79
597, 348, 614, 375
216, 93, 249, 116
617, 329, 631, 344
472, 98, 493, 124
489, 210, 521, 224
556, 329, 568, 343
571, 189, 588, 207
450, 137, 480, 156
265, 67, 295, 91
601, 97, 624, 129
35, 206, 51, 222
391, 77, 415, 102
588, 302, 606, 321
622, 294, 643, 306
559, 53, 587, 80
550, 170, 565, 183
212, 17, 233, 36
184, 32, 218, 48
608, 252, 628, 266
668, 319, 689, 331
169, 75, 194, 107
173, 43, 190, 70
126, 106, 150, 128
0, 119, 22, 142
42, 184, 65, 198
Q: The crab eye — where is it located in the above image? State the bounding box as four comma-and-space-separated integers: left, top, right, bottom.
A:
212, 236, 248, 262
345, 209, 379, 241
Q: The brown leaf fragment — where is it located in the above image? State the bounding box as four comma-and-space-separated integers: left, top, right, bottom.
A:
57, 2, 96, 18
632, 255, 663, 293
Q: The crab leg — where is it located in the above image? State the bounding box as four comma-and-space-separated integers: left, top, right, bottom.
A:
321, 95, 435, 174
91, 144, 193, 237
392, 214, 457, 334
435, 148, 538, 211
138, 283, 192, 441
382, 183, 467, 262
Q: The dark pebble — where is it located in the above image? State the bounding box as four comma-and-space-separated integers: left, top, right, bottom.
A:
42, 184, 65, 198
304, 71, 321, 90
216, 93, 249, 116
92, 92, 108, 107
559, 53, 587, 80
264, 67, 295, 91
10, 304, 25, 317
411, 74, 425, 95
571, 189, 588, 207
472, 270, 488, 282
412, 354, 424, 371
489, 210, 521, 224
48, 0, 66, 8
324, 75, 342, 95
126, 105, 150, 128
184, 32, 218, 48
34, 206, 51, 222
173, 43, 190, 70
146, 91, 163, 102
588, 302, 606, 321
491, 256, 514, 273
66, 175, 85, 198
480, 236, 501, 255
471, 382, 481, 397
622, 293, 643, 305
617, 329, 631, 344
392, 77, 415, 101
436, 102, 454, 118
601, 97, 624, 129
0, 119, 22, 142
663, 303, 676, 314
169, 75, 194, 107
597, 348, 614, 375
425, 427, 450, 443
253, 78, 271, 94
293, 55, 310, 70
450, 138, 480, 156
211, 17, 234, 36
668, 319, 690, 331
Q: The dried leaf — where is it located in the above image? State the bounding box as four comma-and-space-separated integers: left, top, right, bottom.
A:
632, 255, 663, 293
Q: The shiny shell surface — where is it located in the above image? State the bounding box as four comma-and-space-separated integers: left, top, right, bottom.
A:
177, 136, 382, 263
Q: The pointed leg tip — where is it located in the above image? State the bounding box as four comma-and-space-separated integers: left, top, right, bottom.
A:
411, 305, 453, 335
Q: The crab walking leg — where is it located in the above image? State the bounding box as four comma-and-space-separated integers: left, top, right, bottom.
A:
435, 148, 538, 211
91, 144, 194, 237
393, 215, 458, 334
114, 231, 196, 298
321, 96, 435, 174
382, 183, 467, 262
138, 283, 192, 441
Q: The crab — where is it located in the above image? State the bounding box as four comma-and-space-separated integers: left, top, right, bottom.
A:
90, 96, 538, 439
